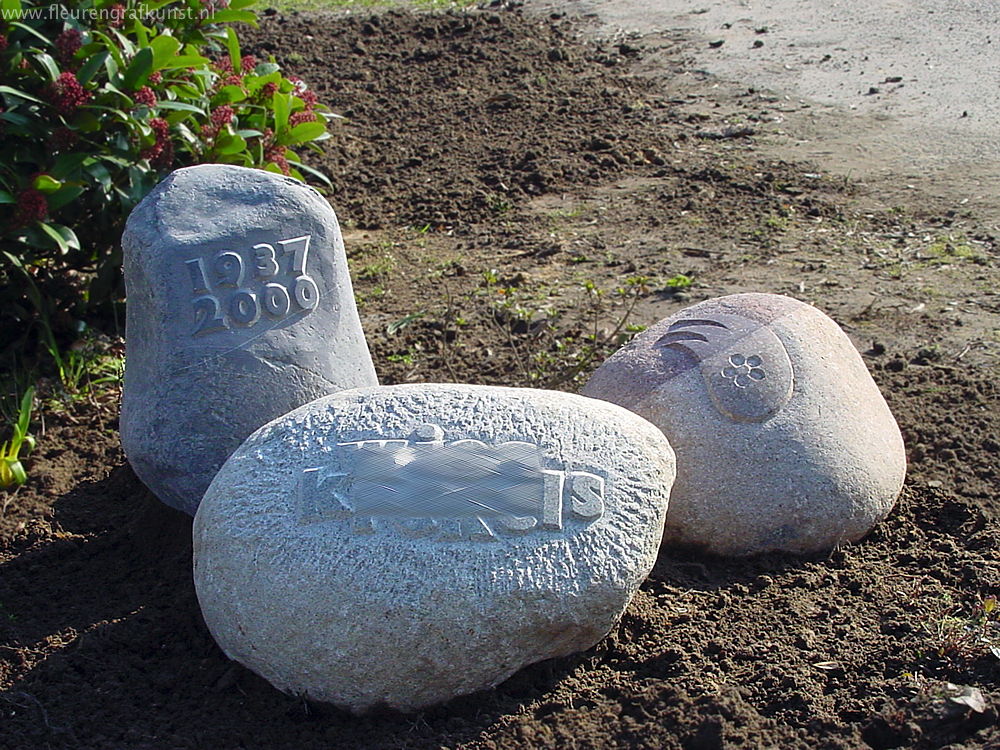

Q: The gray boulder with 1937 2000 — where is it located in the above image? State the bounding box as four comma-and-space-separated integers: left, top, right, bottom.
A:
582, 292, 906, 557
193, 383, 676, 712
120, 164, 378, 515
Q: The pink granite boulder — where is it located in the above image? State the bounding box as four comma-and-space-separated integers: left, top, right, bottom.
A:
582, 293, 906, 556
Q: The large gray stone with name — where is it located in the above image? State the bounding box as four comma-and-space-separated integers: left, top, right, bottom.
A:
121, 165, 377, 515
193, 384, 675, 712
582, 293, 906, 557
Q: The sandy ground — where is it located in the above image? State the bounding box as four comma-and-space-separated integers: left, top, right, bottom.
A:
524, 0, 1000, 224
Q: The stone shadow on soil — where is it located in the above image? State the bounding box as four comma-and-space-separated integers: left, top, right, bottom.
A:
4, 463, 996, 749
0, 465, 611, 749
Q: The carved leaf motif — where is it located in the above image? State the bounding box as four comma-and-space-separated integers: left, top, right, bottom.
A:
654, 313, 794, 422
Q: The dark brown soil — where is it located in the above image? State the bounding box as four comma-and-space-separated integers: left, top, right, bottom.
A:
2, 8, 998, 750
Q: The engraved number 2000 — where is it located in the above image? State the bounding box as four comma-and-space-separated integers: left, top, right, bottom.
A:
186, 235, 318, 336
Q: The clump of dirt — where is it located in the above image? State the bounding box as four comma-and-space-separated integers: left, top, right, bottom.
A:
2, 8, 998, 750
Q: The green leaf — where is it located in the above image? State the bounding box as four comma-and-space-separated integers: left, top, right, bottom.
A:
213, 84, 247, 105
134, 22, 149, 48
273, 91, 290, 133
90, 31, 125, 68
149, 35, 181, 70
0, 191, 14, 204
228, 0, 257, 10
32, 53, 60, 82
168, 82, 202, 98
245, 69, 281, 94
0, 110, 32, 127
47, 185, 85, 211
98, 79, 133, 102
85, 161, 113, 190
285, 121, 326, 145
174, 122, 200, 146
289, 159, 333, 187
253, 63, 281, 77
0, 85, 45, 105
215, 133, 247, 155
78, 51, 110, 85
111, 29, 137, 58
16, 387, 34, 438
0, 0, 22, 20
210, 9, 258, 25
9, 22, 50, 46
386, 312, 426, 335
39, 222, 70, 253
2, 458, 27, 488
51, 153, 89, 180
157, 100, 205, 114
74, 111, 102, 132
103, 52, 122, 87
123, 47, 154, 90
225, 27, 241, 73
33, 175, 62, 193
162, 54, 211, 69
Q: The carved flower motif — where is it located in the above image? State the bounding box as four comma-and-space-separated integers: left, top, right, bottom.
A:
722, 353, 766, 388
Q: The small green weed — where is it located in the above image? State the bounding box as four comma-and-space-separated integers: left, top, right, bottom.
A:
0, 387, 36, 489
386, 312, 426, 336
924, 235, 986, 265
919, 593, 999, 666
664, 274, 693, 291
358, 255, 396, 281
386, 351, 416, 366
476, 272, 650, 387
485, 194, 514, 214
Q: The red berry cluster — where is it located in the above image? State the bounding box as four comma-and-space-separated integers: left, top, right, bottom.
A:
109, 4, 125, 28
199, 0, 230, 17
14, 188, 48, 226
265, 142, 290, 176
201, 104, 234, 140
49, 72, 91, 116
241, 55, 257, 73
289, 110, 315, 127
260, 81, 278, 100
289, 82, 319, 127
257, 127, 289, 175
55, 29, 83, 65
148, 71, 163, 85
141, 117, 173, 168
0, 33, 8, 52
133, 86, 157, 107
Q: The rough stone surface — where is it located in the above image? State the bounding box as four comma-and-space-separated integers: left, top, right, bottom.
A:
121, 165, 377, 515
193, 384, 675, 712
582, 293, 906, 557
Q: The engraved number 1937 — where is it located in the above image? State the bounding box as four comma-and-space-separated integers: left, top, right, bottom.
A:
186, 234, 319, 336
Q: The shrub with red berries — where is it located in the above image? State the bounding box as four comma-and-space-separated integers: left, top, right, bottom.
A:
49, 72, 91, 115
1, 0, 334, 315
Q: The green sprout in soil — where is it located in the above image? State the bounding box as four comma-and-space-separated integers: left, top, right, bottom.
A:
386, 350, 417, 366
919, 593, 1000, 667
0, 387, 36, 489
485, 194, 514, 214
664, 274, 693, 290
924, 235, 987, 266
